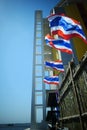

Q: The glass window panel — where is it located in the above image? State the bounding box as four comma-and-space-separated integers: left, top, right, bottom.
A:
36, 32, 41, 37
44, 70, 49, 76
36, 107, 43, 123
36, 55, 42, 64
36, 25, 41, 31
37, 21, 41, 24
36, 38, 42, 45
45, 84, 50, 90
36, 24, 41, 28
36, 46, 42, 54
35, 92, 43, 104
35, 77, 42, 90
35, 66, 42, 76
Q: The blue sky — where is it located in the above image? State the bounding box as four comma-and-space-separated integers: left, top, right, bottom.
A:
0, 0, 60, 124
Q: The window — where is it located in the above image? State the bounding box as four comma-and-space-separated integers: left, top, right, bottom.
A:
35, 77, 42, 90
36, 38, 42, 45
35, 92, 43, 104
36, 31, 42, 37
36, 55, 42, 64
36, 46, 42, 54
36, 106, 43, 123
35, 66, 42, 76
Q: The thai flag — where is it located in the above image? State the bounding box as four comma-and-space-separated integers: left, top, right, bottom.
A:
43, 76, 59, 85
44, 60, 64, 72
48, 14, 87, 44
45, 34, 73, 54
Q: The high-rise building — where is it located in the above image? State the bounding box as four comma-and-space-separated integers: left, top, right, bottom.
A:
30, 10, 55, 130
31, 10, 60, 130
30, 10, 46, 130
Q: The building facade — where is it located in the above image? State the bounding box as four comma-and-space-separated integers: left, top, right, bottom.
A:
31, 10, 46, 130
31, 10, 60, 130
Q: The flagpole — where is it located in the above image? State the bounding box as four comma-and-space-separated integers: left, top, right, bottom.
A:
71, 40, 75, 63
52, 8, 55, 15
70, 39, 79, 65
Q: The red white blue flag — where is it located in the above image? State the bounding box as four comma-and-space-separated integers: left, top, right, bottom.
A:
44, 60, 64, 72
43, 76, 59, 85
48, 14, 87, 44
45, 34, 73, 54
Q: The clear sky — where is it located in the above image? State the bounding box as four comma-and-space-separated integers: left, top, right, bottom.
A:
0, 0, 60, 124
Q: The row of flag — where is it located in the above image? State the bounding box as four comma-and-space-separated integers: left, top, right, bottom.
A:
44, 60, 64, 72
43, 76, 59, 85
43, 13, 87, 85
45, 34, 73, 54
43, 60, 64, 85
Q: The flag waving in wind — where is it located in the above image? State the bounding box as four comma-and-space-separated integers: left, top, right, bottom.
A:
44, 60, 64, 72
43, 76, 59, 85
45, 34, 73, 54
48, 14, 87, 44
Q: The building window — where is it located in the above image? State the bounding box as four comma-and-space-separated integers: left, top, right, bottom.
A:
36, 55, 42, 64
35, 92, 43, 104
36, 38, 42, 45
35, 66, 42, 76
36, 31, 42, 37
36, 106, 43, 123
36, 46, 42, 54
35, 77, 42, 90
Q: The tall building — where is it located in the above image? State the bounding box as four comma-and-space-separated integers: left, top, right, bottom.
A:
30, 10, 46, 130
30, 10, 55, 130
31, 10, 60, 130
